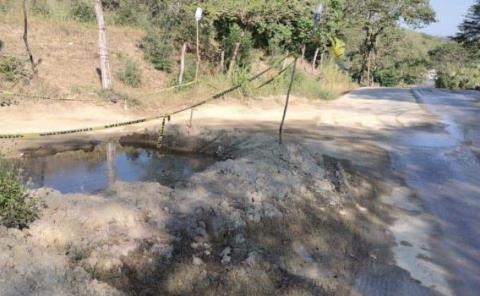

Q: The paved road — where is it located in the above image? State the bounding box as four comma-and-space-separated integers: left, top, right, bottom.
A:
347, 87, 480, 296
315, 87, 480, 296
399, 88, 480, 296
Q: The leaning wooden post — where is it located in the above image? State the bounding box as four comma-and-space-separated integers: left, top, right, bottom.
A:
94, 0, 112, 90
179, 42, 187, 85
279, 57, 298, 145
22, 0, 38, 75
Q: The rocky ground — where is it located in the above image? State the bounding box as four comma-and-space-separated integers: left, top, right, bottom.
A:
0, 130, 390, 296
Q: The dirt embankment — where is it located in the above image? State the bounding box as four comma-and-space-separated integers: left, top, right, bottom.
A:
1, 126, 394, 296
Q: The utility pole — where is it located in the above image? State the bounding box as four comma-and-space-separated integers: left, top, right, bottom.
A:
95, 0, 112, 90
190, 7, 203, 128
194, 7, 202, 81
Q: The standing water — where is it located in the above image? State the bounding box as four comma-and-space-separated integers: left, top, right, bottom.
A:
21, 142, 216, 194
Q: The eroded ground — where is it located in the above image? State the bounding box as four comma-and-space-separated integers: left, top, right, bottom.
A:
2, 87, 479, 295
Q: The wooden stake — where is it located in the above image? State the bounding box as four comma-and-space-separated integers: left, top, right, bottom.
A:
179, 42, 187, 85
219, 50, 225, 73
279, 57, 298, 145
22, 0, 38, 75
94, 0, 112, 90
228, 42, 241, 76
312, 47, 319, 71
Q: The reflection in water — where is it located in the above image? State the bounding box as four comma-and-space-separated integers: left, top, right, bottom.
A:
22, 143, 215, 194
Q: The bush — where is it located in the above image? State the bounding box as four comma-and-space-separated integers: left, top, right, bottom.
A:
435, 64, 480, 89
31, 0, 51, 17
0, 0, 14, 12
223, 24, 254, 70
140, 32, 173, 73
0, 56, 27, 82
118, 58, 142, 87
0, 159, 39, 229
374, 68, 400, 87
70, 0, 95, 23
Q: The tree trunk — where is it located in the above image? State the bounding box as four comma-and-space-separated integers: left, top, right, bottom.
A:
195, 20, 200, 81
320, 52, 324, 70
279, 57, 298, 145
219, 50, 225, 73
301, 44, 306, 63
23, 0, 38, 75
94, 0, 112, 90
367, 51, 372, 86
228, 42, 241, 76
179, 42, 187, 85
312, 48, 319, 71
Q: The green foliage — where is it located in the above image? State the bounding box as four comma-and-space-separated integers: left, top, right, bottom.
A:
230, 67, 255, 97
140, 31, 174, 73
0, 159, 39, 229
0, 40, 3, 52
112, 0, 148, 26
31, 0, 52, 17
70, 0, 95, 23
429, 42, 469, 67
345, 0, 435, 84
118, 58, 142, 87
0, 56, 27, 82
0, 0, 14, 12
435, 65, 480, 90
224, 24, 254, 69
454, 0, 480, 45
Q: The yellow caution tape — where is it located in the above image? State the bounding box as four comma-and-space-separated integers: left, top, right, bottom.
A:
0, 55, 290, 140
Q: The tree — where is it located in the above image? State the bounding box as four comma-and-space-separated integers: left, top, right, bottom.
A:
346, 0, 435, 85
94, 0, 112, 90
454, 0, 480, 45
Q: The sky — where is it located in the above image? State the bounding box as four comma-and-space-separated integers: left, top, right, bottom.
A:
418, 0, 475, 37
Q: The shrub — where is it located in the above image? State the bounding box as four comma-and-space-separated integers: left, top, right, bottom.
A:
118, 58, 142, 87
435, 64, 480, 89
140, 32, 173, 73
0, 159, 39, 229
223, 24, 254, 70
374, 68, 400, 87
31, 0, 51, 17
0, 0, 14, 12
0, 56, 27, 82
70, 0, 95, 23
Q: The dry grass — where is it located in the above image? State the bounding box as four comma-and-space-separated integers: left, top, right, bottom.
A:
0, 6, 356, 113
0, 11, 167, 103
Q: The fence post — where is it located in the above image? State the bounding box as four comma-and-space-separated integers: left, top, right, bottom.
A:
279, 57, 298, 145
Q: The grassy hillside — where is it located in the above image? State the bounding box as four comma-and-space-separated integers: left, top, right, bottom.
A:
0, 1, 356, 110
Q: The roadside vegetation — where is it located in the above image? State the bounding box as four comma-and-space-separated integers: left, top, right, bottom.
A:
0, 158, 39, 229
0, 0, 449, 108
430, 0, 480, 89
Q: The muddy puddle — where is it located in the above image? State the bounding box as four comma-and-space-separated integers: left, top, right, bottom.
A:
19, 142, 216, 194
